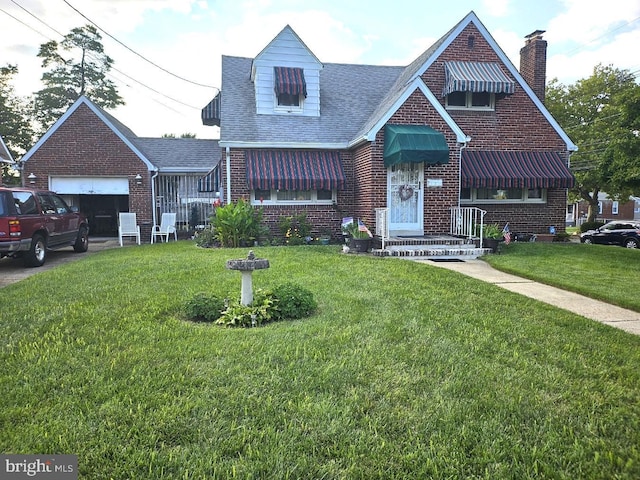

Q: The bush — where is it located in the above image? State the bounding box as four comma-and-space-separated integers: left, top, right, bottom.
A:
580, 221, 605, 233
213, 199, 264, 247
184, 293, 226, 322
215, 290, 276, 327
271, 282, 317, 320
279, 213, 312, 245
194, 226, 217, 248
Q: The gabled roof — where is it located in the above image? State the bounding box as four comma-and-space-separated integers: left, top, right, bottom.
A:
21, 96, 156, 171
0, 135, 14, 164
404, 11, 576, 150
219, 12, 577, 152
21, 96, 219, 173
251, 24, 322, 76
220, 55, 404, 148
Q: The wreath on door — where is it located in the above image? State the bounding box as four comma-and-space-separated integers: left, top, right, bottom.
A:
398, 184, 415, 201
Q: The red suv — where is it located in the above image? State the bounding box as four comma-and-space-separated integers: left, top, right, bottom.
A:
0, 186, 89, 267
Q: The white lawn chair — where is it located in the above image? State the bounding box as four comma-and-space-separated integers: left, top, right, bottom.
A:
151, 213, 177, 243
118, 212, 141, 246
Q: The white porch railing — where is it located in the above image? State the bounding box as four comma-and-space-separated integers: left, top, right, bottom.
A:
450, 206, 487, 247
375, 208, 389, 249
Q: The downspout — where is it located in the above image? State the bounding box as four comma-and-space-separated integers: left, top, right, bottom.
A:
458, 142, 468, 208
151, 169, 158, 228
225, 146, 231, 205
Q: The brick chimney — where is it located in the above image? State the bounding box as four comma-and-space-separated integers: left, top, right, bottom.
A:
520, 30, 547, 103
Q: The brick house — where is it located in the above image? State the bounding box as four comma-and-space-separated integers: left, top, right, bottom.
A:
21, 96, 221, 240
202, 11, 576, 241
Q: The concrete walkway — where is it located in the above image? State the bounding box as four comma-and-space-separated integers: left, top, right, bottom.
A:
0, 237, 121, 288
422, 259, 640, 336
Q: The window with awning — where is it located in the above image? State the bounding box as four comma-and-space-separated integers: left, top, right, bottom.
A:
461, 150, 575, 189
201, 92, 221, 127
383, 124, 449, 167
443, 61, 515, 96
246, 150, 345, 191
198, 167, 219, 193
273, 67, 307, 97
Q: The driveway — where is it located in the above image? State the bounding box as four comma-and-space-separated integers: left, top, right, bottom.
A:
0, 237, 120, 288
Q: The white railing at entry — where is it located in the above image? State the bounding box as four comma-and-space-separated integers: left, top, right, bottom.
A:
375, 208, 389, 249
450, 206, 487, 247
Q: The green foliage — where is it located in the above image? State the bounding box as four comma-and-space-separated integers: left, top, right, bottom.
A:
33, 24, 124, 132
194, 226, 217, 248
279, 212, 312, 244
546, 64, 640, 222
212, 199, 264, 247
271, 282, 317, 320
0, 64, 34, 181
215, 290, 276, 327
342, 218, 372, 239
580, 220, 605, 233
482, 223, 504, 239
184, 293, 226, 322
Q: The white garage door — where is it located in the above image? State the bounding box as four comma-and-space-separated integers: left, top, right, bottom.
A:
50, 177, 130, 195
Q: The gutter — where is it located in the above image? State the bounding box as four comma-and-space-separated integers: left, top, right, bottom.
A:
225, 146, 231, 205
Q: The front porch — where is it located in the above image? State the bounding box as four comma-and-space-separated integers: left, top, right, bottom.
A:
370, 206, 493, 260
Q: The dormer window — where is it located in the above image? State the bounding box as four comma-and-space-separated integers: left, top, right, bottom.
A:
443, 61, 514, 111
274, 66, 306, 111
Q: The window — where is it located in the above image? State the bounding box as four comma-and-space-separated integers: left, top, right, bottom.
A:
461, 188, 546, 203
446, 91, 495, 110
12, 192, 38, 215
612, 201, 619, 215
251, 189, 335, 205
277, 93, 300, 107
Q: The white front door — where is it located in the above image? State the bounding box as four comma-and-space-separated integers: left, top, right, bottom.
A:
388, 162, 424, 235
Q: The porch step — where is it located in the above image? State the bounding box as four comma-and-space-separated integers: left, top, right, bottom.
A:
372, 244, 492, 260
371, 235, 492, 260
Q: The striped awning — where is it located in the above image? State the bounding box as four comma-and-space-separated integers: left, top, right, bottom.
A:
274, 67, 307, 97
461, 150, 575, 189
201, 92, 221, 127
246, 151, 345, 191
443, 61, 515, 96
198, 167, 219, 192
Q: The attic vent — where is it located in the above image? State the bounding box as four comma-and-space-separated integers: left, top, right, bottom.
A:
468, 35, 475, 49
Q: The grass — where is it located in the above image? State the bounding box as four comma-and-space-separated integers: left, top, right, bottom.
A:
1, 241, 640, 479
485, 241, 640, 312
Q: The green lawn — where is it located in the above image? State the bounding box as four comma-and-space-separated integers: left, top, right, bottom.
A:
1, 242, 639, 479
485, 241, 640, 312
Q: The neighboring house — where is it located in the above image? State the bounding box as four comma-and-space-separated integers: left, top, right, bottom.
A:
0, 135, 14, 166
570, 193, 640, 225
202, 11, 576, 239
21, 96, 221, 240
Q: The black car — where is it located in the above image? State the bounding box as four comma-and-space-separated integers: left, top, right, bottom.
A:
580, 220, 640, 249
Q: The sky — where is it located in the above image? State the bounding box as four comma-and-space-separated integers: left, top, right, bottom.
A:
1, 0, 639, 143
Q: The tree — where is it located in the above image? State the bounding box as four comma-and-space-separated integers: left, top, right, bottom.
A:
546, 64, 640, 222
0, 64, 34, 184
162, 133, 197, 138
33, 24, 124, 133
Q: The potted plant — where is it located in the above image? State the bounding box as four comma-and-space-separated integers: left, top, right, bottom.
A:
342, 218, 373, 253
481, 223, 503, 253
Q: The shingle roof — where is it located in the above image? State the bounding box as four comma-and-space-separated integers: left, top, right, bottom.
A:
220, 55, 404, 146
132, 138, 220, 173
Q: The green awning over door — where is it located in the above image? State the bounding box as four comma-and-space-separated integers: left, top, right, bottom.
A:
383, 124, 450, 167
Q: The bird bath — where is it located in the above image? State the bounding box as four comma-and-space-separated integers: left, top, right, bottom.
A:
226, 251, 270, 305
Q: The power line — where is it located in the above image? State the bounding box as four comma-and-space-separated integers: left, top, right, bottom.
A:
4, 1, 208, 111
62, 0, 217, 91
562, 16, 640, 56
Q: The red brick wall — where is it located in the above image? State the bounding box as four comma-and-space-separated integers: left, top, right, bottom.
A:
225, 148, 355, 240
420, 23, 570, 234
23, 103, 154, 239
